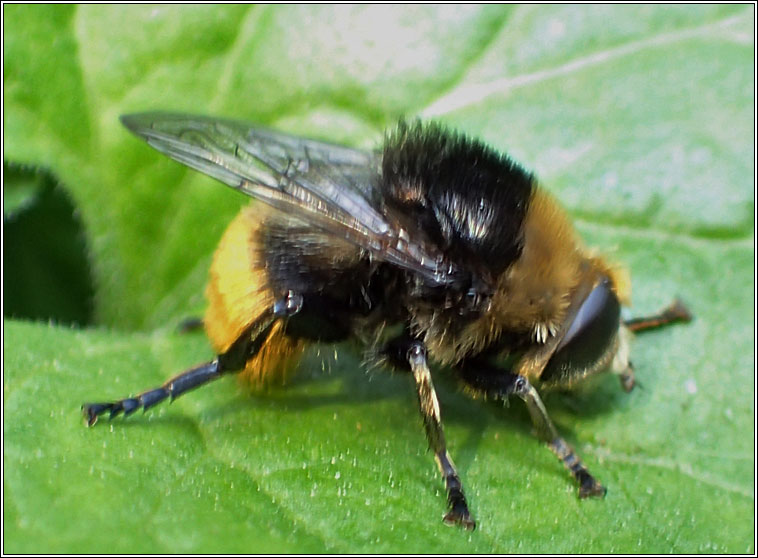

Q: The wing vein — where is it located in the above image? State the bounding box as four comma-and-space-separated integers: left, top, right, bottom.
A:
121, 112, 462, 287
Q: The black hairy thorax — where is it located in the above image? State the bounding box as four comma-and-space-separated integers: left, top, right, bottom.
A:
380, 121, 536, 352
381, 120, 534, 282
262, 121, 537, 361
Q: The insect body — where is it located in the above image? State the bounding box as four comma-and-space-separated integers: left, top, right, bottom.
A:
83, 113, 691, 530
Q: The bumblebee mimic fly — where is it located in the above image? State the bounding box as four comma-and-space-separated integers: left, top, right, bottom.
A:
83, 113, 692, 530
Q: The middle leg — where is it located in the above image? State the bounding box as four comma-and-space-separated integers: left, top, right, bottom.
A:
383, 336, 476, 530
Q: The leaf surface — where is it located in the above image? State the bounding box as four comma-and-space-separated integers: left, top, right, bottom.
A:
3, 5, 754, 553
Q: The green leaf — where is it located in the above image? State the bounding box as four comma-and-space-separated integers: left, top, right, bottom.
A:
4, 5, 754, 553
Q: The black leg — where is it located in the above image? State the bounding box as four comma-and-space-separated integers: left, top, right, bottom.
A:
82, 359, 225, 426
176, 316, 204, 333
82, 291, 303, 426
459, 363, 606, 498
385, 337, 475, 530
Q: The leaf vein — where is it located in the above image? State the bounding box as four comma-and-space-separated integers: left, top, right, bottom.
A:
422, 9, 753, 117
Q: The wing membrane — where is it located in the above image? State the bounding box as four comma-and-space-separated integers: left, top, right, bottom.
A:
120, 112, 460, 286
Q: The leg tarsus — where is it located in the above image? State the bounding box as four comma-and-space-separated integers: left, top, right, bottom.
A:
443, 497, 476, 530
82, 403, 115, 427
624, 298, 693, 333
436, 449, 476, 530
548, 437, 606, 499
578, 472, 607, 499
82, 358, 222, 427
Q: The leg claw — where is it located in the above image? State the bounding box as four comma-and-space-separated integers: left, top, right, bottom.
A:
443, 503, 476, 530
579, 480, 607, 499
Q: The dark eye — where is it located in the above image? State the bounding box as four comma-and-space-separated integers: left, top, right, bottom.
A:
541, 278, 621, 386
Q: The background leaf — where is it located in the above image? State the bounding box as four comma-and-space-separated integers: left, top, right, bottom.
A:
3, 4, 754, 553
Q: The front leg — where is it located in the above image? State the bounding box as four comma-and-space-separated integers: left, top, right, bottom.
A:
459, 364, 606, 498
384, 337, 475, 530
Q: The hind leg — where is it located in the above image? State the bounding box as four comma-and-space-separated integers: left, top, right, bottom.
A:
82, 292, 303, 426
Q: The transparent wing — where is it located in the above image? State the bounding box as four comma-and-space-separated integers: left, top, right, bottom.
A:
120, 112, 461, 287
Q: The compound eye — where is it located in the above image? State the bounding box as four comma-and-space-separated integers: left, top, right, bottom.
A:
541, 278, 621, 386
